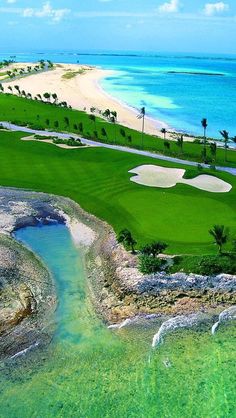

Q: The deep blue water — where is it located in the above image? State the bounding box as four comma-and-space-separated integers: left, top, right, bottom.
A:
1, 50, 236, 139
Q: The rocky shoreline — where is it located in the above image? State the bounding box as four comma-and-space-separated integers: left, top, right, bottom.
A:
0, 187, 235, 359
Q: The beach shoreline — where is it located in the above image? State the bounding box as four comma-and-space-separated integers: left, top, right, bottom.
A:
2, 62, 184, 140
3, 62, 234, 147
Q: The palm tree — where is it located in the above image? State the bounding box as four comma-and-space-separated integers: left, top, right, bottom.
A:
52, 93, 58, 104
201, 118, 208, 140
137, 107, 145, 148
0, 83, 4, 93
219, 130, 229, 162
14, 85, 20, 96
161, 128, 167, 140
43, 92, 51, 103
103, 109, 111, 119
118, 229, 137, 254
201, 118, 208, 159
110, 114, 117, 143
111, 110, 117, 121
209, 225, 229, 254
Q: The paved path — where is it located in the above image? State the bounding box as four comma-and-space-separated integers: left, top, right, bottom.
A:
2, 122, 236, 176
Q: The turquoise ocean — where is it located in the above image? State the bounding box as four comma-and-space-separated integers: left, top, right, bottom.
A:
1, 50, 236, 139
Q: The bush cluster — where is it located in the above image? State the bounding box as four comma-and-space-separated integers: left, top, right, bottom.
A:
138, 255, 166, 274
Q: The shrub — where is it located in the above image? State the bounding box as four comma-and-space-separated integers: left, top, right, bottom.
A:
138, 255, 166, 274
141, 241, 168, 257
78, 122, 83, 132
101, 128, 107, 137
197, 256, 236, 275
171, 255, 236, 275
120, 128, 126, 137
28, 123, 45, 130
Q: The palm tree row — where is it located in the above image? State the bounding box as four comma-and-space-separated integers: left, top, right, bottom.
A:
0, 83, 235, 162
0, 59, 15, 69
1, 60, 54, 82
0, 84, 71, 109
118, 225, 234, 256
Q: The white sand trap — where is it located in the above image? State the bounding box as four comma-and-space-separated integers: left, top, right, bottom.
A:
21, 135, 89, 149
129, 165, 232, 193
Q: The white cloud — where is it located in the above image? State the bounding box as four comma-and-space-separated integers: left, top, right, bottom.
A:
159, 0, 180, 13
6, 0, 16, 3
203, 2, 229, 16
22, 2, 70, 22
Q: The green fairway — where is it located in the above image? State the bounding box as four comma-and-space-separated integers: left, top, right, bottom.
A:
1, 94, 236, 168
0, 130, 235, 255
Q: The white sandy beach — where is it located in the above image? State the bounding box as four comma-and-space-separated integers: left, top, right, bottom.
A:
3, 63, 172, 137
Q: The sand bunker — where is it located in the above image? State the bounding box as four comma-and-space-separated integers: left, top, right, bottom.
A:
129, 165, 232, 193
21, 135, 89, 149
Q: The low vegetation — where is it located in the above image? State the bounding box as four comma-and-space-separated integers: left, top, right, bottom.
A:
0, 60, 53, 82
118, 225, 236, 275
171, 254, 236, 275
62, 69, 86, 79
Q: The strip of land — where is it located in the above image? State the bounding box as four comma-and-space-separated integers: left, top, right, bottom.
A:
2, 123, 236, 176
2, 63, 175, 138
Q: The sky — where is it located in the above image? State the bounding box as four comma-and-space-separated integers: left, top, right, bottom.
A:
0, 0, 236, 54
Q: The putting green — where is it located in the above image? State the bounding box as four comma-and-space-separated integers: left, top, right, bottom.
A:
0, 130, 235, 254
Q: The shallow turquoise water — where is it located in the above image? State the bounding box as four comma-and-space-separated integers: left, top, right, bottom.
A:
0, 223, 235, 417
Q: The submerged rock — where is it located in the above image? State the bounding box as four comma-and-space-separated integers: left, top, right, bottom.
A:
152, 313, 211, 348
211, 306, 236, 334
0, 233, 56, 360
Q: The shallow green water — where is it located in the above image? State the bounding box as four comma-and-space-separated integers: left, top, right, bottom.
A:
0, 224, 235, 418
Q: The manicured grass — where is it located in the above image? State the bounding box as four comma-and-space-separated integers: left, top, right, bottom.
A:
0, 94, 236, 168
0, 130, 235, 255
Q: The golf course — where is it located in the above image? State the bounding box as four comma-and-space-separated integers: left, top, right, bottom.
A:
0, 125, 235, 255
